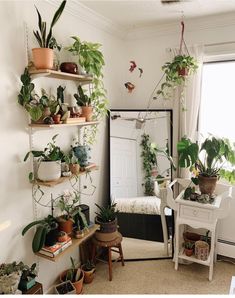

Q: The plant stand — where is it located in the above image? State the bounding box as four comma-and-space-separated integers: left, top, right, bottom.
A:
91, 232, 124, 281
166, 178, 232, 281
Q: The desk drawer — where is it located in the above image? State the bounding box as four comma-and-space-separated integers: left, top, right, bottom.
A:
180, 205, 213, 222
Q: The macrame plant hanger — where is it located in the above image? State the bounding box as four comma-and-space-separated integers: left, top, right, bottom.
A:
179, 17, 190, 56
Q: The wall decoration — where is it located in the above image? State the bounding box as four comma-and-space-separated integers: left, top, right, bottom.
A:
138, 67, 143, 78
124, 82, 135, 93
129, 60, 137, 72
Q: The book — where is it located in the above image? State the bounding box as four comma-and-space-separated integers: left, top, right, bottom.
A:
64, 117, 86, 124
38, 237, 72, 258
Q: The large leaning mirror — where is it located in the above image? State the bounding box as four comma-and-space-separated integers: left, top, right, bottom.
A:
109, 109, 174, 260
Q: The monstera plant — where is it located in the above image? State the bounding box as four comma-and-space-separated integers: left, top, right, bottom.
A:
177, 135, 235, 197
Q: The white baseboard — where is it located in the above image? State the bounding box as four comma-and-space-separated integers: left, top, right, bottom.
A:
217, 240, 235, 259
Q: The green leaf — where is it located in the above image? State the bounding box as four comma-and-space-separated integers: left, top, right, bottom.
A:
29, 106, 43, 121
50, 0, 66, 29
191, 177, 199, 185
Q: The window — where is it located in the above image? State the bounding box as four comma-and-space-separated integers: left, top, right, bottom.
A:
199, 60, 235, 142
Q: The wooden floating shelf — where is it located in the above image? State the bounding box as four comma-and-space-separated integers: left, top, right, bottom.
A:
33, 166, 99, 187
29, 69, 93, 83
35, 224, 99, 262
29, 121, 99, 129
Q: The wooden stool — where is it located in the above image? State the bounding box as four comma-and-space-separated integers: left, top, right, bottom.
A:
92, 232, 124, 281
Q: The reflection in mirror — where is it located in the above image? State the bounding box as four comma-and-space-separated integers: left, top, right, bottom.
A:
109, 110, 174, 260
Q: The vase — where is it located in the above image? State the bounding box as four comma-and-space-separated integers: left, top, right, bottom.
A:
60, 62, 78, 74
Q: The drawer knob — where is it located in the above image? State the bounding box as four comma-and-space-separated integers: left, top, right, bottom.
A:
193, 210, 198, 216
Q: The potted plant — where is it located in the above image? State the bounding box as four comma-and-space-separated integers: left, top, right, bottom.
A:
94, 201, 119, 241
184, 241, 194, 257
156, 54, 198, 100
56, 190, 88, 235
0, 261, 26, 294
32, 0, 66, 69
59, 257, 84, 294
54, 280, 76, 294
177, 135, 235, 196
22, 215, 58, 253
74, 85, 93, 121
18, 68, 43, 122
81, 260, 95, 284
18, 263, 37, 291
24, 134, 64, 182
71, 139, 91, 170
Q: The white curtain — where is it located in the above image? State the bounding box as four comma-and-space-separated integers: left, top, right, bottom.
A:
170, 45, 204, 177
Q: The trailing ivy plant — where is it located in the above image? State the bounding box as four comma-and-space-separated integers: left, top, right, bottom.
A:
66, 37, 109, 144
140, 134, 175, 195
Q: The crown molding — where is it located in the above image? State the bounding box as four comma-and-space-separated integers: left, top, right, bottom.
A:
126, 12, 235, 40
45, 1, 235, 42
46, 0, 127, 39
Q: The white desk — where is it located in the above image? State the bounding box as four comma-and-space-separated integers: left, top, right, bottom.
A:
166, 178, 232, 281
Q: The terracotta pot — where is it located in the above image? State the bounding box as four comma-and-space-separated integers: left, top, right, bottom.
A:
60, 269, 84, 294
178, 67, 188, 76
81, 265, 95, 284
60, 62, 78, 74
198, 175, 218, 195
58, 218, 73, 235
185, 248, 194, 257
69, 163, 80, 175
32, 48, 54, 70
81, 106, 93, 122
52, 114, 61, 124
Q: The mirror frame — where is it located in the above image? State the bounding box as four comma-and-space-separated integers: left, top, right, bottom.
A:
108, 109, 174, 261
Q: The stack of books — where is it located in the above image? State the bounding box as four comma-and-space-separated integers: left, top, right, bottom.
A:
38, 237, 72, 258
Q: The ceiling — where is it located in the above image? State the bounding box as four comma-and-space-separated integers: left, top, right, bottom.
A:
79, 0, 235, 29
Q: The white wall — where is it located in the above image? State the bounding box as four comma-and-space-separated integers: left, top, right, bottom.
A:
0, 0, 125, 292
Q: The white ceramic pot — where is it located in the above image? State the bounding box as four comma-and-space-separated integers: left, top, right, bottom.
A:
37, 160, 61, 181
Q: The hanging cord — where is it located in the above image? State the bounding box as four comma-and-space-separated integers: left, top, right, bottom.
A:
179, 20, 190, 56
179, 21, 184, 55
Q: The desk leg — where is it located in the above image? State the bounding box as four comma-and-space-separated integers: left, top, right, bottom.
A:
160, 204, 168, 256
209, 229, 215, 281
214, 223, 218, 263
175, 222, 180, 271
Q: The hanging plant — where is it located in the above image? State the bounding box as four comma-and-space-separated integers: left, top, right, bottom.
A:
154, 22, 198, 103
